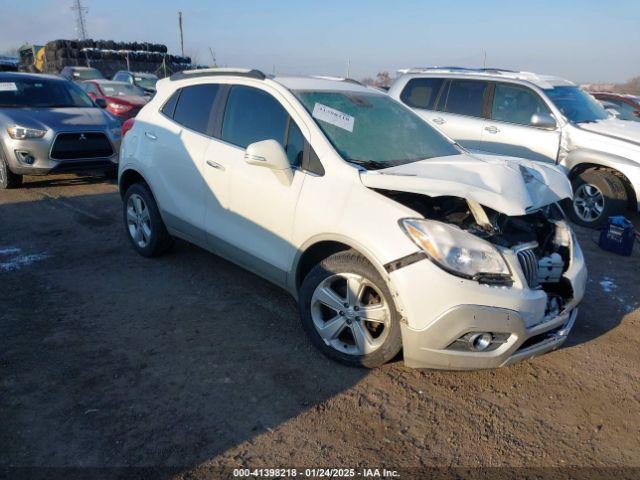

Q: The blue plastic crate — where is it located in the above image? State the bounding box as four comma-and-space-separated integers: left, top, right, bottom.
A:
598, 216, 635, 256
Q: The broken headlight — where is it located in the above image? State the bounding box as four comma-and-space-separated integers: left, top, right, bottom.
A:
400, 218, 511, 282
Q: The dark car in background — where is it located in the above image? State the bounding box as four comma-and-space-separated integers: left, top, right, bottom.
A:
60, 66, 104, 82
592, 92, 640, 122
112, 71, 158, 94
0, 72, 121, 189
81, 79, 149, 123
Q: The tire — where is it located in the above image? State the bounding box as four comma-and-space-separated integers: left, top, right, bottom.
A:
299, 250, 402, 368
122, 183, 173, 257
0, 151, 23, 189
565, 168, 627, 228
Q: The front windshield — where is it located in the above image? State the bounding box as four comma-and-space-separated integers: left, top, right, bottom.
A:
0, 77, 95, 108
100, 82, 145, 97
73, 69, 103, 80
295, 90, 459, 169
544, 86, 609, 123
134, 75, 157, 90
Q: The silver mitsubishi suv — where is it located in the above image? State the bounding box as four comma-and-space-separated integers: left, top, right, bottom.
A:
0, 72, 122, 188
389, 67, 640, 227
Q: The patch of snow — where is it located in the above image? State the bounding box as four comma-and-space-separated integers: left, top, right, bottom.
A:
0, 247, 49, 272
599, 277, 617, 293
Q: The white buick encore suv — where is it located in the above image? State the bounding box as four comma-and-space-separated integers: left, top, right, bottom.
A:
389, 67, 640, 228
119, 68, 587, 369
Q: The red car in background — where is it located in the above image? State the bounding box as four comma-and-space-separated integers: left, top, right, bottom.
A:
592, 92, 640, 122
81, 80, 149, 123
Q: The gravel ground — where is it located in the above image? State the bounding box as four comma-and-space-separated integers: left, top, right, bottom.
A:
1, 174, 639, 479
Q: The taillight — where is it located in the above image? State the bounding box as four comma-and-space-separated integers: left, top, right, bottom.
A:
121, 118, 135, 137
108, 101, 132, 113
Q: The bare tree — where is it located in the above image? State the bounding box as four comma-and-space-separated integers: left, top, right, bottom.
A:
374, 71, 392, 87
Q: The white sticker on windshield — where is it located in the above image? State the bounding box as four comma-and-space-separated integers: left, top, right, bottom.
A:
312, 103, 354, 132
0, 82, 18, 92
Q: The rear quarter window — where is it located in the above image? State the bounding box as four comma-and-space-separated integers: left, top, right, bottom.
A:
400, 78, 445, 110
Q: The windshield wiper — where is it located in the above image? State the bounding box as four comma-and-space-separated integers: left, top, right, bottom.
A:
346, 159, 389, 170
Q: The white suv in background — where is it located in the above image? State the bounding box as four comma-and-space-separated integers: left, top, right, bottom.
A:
389, 67, 640, 228
118, 68, 587, 370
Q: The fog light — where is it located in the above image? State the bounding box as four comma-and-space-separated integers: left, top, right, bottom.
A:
469, 333, 493, 351
15, 151, 35, 165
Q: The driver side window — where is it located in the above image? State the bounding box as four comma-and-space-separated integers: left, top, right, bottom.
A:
491, 84, 551, 126
221, 85, 305, 167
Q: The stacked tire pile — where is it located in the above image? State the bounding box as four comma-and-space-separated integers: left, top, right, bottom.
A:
43, 39, 191, 77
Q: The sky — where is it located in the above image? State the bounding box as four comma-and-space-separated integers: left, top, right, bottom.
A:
1, 0, 639, 84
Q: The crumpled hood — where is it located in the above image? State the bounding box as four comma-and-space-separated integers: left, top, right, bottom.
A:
576, 118, 640, 145
0, 107, 115, 131
359, 153, 572, 216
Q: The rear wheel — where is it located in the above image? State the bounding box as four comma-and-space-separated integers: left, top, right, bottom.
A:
299, 250, 402, 368
0, 153, 23, 189
566, 168, 627, 228
123, 183, 173, 257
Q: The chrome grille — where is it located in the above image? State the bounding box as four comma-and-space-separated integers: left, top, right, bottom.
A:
516, 244, 539, 289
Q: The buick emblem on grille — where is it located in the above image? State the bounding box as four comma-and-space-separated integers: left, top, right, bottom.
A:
79, 134, 87, 141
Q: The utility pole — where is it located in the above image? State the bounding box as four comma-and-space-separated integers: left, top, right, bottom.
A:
71, 0, 89, 40
178, 11, 185, 57
208, 47, 216, 67
483, 51, 487, 68
346, 59, 351, 79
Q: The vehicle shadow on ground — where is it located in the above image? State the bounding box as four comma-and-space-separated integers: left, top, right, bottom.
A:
0, 192, 367, 473
20, 173, 116, 189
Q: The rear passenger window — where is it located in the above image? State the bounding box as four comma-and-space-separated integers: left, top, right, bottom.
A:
172, 84, 220, 135
222, 86, 288, 148
161, 90, 180, 118
442, 80, 488, 117
400, 78, 444, 110
491, 84, 551, 126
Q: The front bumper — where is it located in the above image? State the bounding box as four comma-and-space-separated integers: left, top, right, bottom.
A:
401, 304, 578, 370
2, 131, 120, 175
391, 235, 588, 370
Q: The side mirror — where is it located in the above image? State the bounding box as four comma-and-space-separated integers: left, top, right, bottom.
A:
605, 107, 620, 118
530, 113, 557, 130
95, 98, 107, 109
245, 139, 292, 184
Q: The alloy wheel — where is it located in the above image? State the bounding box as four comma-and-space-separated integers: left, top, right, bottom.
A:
573, 183, 605, 222
310, 273, 391, 356
126, 193, 152, 248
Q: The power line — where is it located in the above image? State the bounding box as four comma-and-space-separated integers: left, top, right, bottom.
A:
70, 0, 89, 40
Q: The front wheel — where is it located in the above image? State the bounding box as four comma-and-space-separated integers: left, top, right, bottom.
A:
299, 250, 402, 368
123, 183, 173, 257
0, 153, 23, 189
566, 168, 627, 228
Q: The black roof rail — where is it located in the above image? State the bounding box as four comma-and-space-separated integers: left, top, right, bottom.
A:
170, 68, 266, 81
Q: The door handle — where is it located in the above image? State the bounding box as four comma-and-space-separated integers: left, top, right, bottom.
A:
484, 126, 500, 134
144, 131, 157, 140
206, 159, 225, 171
432, 117, 446, 125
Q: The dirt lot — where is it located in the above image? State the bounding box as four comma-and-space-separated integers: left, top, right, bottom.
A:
1, 174, 639, 478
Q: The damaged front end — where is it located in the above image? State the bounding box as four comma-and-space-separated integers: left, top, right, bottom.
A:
380, 190, 576, 315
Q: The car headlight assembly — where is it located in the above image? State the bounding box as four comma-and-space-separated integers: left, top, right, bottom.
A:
400, 218, 512, 284
7, 125, 47, 140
